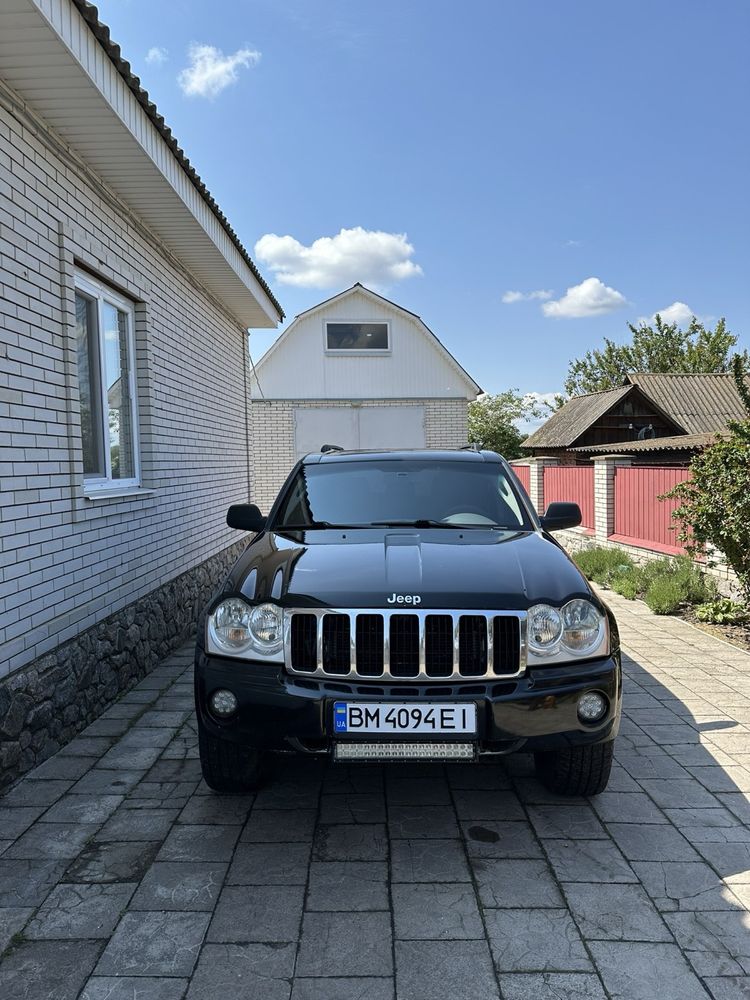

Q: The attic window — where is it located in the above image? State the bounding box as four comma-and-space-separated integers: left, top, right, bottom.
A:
326, 322, 389, 351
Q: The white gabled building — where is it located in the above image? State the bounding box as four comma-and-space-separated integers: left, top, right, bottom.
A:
249, 284, 482, 509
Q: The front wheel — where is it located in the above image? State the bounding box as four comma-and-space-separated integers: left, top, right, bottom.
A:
198, 720, 265, 792
534, 741, 614, 797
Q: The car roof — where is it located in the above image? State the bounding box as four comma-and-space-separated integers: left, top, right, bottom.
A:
303, 448, 504, 465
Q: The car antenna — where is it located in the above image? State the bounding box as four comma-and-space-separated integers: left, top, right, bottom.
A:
459, 442, 481, 452
320, 444, 345, 453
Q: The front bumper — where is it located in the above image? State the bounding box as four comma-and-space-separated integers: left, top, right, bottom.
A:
194, 648, 622, 756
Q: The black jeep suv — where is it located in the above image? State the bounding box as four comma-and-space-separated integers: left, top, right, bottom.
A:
195, 449, 621, 796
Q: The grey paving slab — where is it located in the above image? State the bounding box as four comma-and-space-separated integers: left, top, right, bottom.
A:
296, 911, 393, 977
472, 858, 564, 908
3, 821, 99, 860
0, 858, 68, 906
461, 820, 543, 858
542, 838, 637, 884
226, 842, 312, 885
208, 884, 304, 942
97, 805, 179, 841
240, 807, 316, 841
65, 840, 161, 884
392, 882, 484, 939
665, 911, 750, 976
81, 976, 189, 999
38, 794, 123, 826
0, 939, 102, 1000
485, 908, 591, 972
562, 882, 673, 942
390, 838, 471, 882
319, 792, 387, 823
291, 978, 394, 1000
186, 942, 296, 1000
129, 862, 227, 911
95, 910, 210, 976
0, 905, 34, 951
395, 939, 500, 1000
589, 940, 710, 999
307, 860, 388, 911
0, 805, 46, 839
313, 822, 388, 860
498, 972, 608, 999
155, 823, 239, 862
388, 804, 460, 838
26, 882, 136, 939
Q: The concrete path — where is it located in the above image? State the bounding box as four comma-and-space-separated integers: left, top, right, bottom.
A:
1, 591, 750, 999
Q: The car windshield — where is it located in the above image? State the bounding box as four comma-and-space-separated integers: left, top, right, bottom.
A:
272, 460, 532, 530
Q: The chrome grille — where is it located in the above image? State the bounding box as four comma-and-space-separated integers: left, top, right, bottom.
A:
285, 609, 526, 681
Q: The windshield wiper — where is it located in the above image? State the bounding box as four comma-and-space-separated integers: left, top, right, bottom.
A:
274, 521, 370, 530
370, 519, 510, 529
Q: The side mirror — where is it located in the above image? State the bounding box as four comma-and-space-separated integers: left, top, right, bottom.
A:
226, 503, 266, 533
540, 501, 582, 532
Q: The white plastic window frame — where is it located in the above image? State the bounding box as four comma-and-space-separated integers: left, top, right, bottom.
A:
324, 319, 391, 355
73, 269, 141, 494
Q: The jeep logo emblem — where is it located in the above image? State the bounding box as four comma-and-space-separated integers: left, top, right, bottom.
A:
387, 593, 422, 605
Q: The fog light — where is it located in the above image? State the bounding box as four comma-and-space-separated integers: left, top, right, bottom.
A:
209, 689, 238, 718
577, 691, 608, 724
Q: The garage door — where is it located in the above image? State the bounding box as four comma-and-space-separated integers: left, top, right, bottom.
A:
294, 406, 425, 460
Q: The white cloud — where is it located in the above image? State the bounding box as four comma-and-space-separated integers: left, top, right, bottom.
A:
651, 301, 695, 327
254, 227, 423, 289
502, 289, 553, 304
145, 46, 168, 66
178, 44, 260, 99
542, 277, 627, 319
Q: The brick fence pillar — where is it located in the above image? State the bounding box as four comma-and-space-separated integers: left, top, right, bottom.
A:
527, 457, 559, 515
593, 455, 632, 542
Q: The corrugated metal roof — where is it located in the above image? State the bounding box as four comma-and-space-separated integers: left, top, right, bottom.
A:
69, 0, 284, 322
625, 373, 747, 434
571, 431, 729, 454
522, 385, 633, 448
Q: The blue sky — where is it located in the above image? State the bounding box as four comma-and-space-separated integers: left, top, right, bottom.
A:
97, 0, 749, 403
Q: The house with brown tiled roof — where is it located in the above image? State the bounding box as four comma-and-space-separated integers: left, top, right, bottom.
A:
523, 373, 747, 465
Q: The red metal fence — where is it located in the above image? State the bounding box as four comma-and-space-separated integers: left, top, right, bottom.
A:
612, 466, 690, 554
543, 466, 595, 529
512, 464, 531, 495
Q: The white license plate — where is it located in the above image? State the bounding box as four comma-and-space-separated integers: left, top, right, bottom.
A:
333, 701, 477, 735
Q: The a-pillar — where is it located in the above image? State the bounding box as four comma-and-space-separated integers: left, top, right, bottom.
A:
593, 455, 632, 542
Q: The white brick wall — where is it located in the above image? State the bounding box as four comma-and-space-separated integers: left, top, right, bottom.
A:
249, 398, 468, 511
0, 82, 256, 679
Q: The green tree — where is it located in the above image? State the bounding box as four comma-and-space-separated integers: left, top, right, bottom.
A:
664, 355, 750, 603
564, 316, 743, 396
467, 390, 542, 459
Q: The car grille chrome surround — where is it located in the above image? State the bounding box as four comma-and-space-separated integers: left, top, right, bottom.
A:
285, 609, 527, 682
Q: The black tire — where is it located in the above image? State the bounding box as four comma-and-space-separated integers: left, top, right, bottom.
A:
534, 741, 614, 797
198, 722, 264, 793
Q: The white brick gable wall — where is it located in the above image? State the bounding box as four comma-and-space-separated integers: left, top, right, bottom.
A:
0, 81, 255, 679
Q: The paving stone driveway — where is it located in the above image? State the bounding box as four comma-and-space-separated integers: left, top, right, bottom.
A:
2, 590, 750, 999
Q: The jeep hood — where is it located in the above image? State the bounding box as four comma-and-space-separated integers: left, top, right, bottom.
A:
223, 528, 593, 611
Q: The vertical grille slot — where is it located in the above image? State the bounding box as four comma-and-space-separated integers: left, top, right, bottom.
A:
322, 614, 351, 674
389, 615, 420, 677
425, 615, 454, 677
356, 614, 385, 676
290, 614, 318, 672
493, 616, 520, 675
459, 615, 488, 676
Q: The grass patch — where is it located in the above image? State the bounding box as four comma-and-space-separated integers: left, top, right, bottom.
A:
574, 546, 717, 616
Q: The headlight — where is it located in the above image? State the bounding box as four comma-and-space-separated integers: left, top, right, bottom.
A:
528, 605, 563, 655
562, 599, 605, 655
527, 599, 607, 665
207, 599, 284, 659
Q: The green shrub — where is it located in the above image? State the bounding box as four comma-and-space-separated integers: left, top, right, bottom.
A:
695, 599, 749, 625
610, 573, 639, 599
574, 547, 635, 585
645, 575, 686, 614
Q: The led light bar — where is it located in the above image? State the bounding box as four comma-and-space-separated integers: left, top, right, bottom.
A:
334, 742, 476, 762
